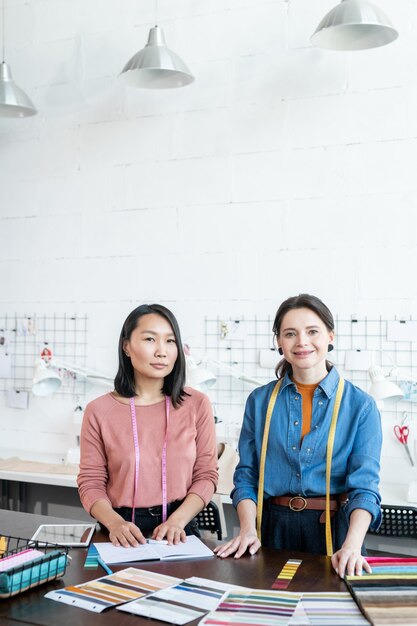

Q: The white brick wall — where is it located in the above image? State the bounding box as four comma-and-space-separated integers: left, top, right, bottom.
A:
0, 1, 416, 494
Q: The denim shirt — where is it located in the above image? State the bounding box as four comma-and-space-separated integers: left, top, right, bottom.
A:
231, 367, 382, 529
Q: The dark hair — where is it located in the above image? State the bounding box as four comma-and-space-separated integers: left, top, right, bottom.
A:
272, 294, 334, 380
114, 304, 188, 408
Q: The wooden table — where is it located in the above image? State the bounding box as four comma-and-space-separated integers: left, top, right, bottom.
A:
0, 509, 347, 626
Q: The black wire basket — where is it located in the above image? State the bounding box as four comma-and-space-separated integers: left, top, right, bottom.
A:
0, 535, 68, 599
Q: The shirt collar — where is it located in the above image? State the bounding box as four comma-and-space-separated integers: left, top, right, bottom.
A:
279, 366, 340, 400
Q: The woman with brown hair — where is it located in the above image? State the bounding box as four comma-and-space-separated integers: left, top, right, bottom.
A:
215, 294, 381, 578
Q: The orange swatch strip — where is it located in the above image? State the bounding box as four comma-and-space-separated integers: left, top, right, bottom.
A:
272, 559, 302, 589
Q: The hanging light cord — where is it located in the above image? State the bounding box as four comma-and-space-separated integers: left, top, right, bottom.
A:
155, 0, 159, 26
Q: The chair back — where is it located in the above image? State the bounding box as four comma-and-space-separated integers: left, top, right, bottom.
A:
368, 504, 417, 538
196, 501, 222, 540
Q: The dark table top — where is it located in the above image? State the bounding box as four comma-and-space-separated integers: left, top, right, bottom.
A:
0, 509, 347, 626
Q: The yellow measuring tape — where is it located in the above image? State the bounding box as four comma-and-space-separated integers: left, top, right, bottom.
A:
256, 380, 281, 540
325, 377, 344, 556
256, 377, 345, 557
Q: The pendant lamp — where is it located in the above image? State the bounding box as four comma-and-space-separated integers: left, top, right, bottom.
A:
0, 0, 37, 117
119, 24, 194, 89
311, 0, 398, 51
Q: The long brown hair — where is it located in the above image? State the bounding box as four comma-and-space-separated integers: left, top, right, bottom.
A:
272, 294, 334, 380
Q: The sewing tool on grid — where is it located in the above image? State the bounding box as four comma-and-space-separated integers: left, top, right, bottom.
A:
394, 424, 414, 466
272, 559, 302, 589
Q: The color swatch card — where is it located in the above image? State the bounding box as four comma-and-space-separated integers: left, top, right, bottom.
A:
45, 567, 181, 613
84, 543, 100, 570
363, 556, 417, 575
186, 575, 249, 596
0, 536, 7, 556
289, 592, 370, 625
94, 535, 214, 564
117, 576, 243, 624
118, 595, 205, 624
200, 588, 302, 626
345, 557, 417, 626
273, 559, 302, 589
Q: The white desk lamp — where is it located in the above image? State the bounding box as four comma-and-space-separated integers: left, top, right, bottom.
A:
32, 359, 113, 397
209, 359, 263, 387
368, 365, 404, 403
185, 356, 217, 392
185, 352, 262, 392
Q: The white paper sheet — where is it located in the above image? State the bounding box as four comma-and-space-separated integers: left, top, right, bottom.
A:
0, 354, 12, 379
6, 389, 29, 409
387, 320, 417, 342
344, 350, 373, 371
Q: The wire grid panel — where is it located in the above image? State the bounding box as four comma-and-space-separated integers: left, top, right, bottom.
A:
204, 315, 417, 427
333, 315, 417, 426
204, 316, 274, 418
0, 313, 87, 398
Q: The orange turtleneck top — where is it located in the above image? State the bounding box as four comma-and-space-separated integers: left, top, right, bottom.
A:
293, 379, 319, 440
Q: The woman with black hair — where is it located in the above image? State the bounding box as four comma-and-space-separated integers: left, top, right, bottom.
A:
215, 294, 382, 579
78, 304, 218, 547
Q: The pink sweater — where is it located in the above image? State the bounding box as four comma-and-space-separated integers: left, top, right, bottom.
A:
77, 389, 218, 514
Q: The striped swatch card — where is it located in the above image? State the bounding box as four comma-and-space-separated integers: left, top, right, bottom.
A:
45, 567, 181, 613
273, 559, 302, 589
200, 588, 302, 626
346, 557, 417, 626
117, 576, 243, 624
291, 592, 370, 625
84, 543, 100, 569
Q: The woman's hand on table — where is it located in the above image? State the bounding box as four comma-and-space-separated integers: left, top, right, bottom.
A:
106, 518, 146, 547
214, 531, 261, 559
152, 522, 186, 545
331, 546, 371, 578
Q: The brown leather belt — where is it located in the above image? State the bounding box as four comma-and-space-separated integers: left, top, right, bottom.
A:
269, 494, 348, 522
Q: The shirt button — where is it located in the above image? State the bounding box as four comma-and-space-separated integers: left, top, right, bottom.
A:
292, 445, 297, 451
296, 473, 300, 478
318, 401, 323, 405
294, 420, 299, 426
294, 396, 299, 400
306, 448, 311, 453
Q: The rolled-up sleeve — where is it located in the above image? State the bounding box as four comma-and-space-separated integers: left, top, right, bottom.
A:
344, 397, 382, 529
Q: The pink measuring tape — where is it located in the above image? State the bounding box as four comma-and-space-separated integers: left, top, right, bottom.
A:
129, 396, 170, 524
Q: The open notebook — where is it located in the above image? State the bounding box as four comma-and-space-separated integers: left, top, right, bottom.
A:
94, 535, 214, 565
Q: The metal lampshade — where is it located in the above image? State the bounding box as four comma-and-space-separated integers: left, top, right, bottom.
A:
311, 0, 399, 51
32, 358, 113, 397
119, 25, 194, 89
32, 361, 62, 397
185, 356, 216, 392
368, 365, 404, 402
0, 62, 37, 118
